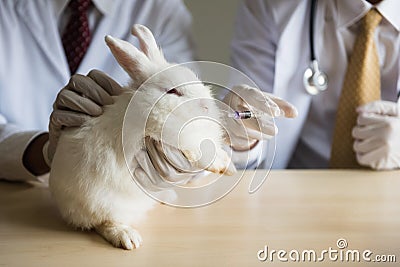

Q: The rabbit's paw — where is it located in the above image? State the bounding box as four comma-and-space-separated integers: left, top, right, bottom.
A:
205, 148, 237, 176
95, 221, 143, 250
183, 148, 236, 176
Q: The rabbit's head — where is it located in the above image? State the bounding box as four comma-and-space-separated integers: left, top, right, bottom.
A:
105, 24, 235, 175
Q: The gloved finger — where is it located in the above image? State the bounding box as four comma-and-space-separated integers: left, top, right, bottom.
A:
233, 84, 298, 118
67, 74, 114, 106
265, 93, 298, 118
50, 109, 92, 130
251, 95, 282, 117
352, 124, 387, 140
357, 100, 398, 116
231, 85, 282, 117
244, 116, 277, 137
133, 166, 178, 202
135, 147, 168, 186
146, 137, 199, 174
55, 89, 103, 116
87, 69, 124, 96
357, 112, 388, 126
353, 137, 383, 154
135, 145, 195, 185
356, 146, 388, 170
246, 127, 275, 140
47, 123, 61, 162
133, 167, 170, 191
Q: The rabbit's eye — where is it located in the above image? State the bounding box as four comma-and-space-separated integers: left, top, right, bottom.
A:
166, 88, 182, 96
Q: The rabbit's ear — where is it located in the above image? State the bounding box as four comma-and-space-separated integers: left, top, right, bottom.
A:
131, 24, 167, 65
105, 35, 151, 80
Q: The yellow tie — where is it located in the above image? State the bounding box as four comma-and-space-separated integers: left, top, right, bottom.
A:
330, 9, 382, 168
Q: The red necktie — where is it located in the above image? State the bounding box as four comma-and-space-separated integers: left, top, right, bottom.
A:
62, 0, 92, 74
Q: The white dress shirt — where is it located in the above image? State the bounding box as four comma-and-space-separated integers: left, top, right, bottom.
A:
0, 0, 194, 181
231, 0, 400, 169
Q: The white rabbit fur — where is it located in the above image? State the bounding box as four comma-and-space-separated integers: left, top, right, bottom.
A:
49, 24, 235, 250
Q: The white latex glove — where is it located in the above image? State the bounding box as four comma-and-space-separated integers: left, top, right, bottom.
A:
223, 85, 298, 150
132, 137, 200, 192
352, 100, 400, 170
45, 70, 124, 165
132, 85, 298, 191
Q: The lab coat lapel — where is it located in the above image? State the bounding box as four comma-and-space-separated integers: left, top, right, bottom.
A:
16, 0, 69, 81
76, 0, 124, 74
271, 0, 313, 168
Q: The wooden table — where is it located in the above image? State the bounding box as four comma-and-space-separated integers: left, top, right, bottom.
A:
0, 170, 399, 266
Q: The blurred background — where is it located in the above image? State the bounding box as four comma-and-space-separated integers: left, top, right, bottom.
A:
183, 0, 241, 65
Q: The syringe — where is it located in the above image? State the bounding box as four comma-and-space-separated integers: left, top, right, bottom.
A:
229, 110, 265, 120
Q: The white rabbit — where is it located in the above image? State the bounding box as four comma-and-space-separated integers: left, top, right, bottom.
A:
49, 24, 236, 250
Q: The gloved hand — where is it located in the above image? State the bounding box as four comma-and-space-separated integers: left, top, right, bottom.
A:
132, 85, 298, 191
132, 137, 200, 192
353, 100, 400, 170
45, 70, 124, 164
222, 84, 298, 150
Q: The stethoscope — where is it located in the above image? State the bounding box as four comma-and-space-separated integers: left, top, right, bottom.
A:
303, 0, 328, 95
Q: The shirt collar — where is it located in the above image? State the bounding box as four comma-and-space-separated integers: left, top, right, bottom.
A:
336, 0, 400, 32
52, 0, 116, 19
91, 0, 116, 16
376, 0, 400, 32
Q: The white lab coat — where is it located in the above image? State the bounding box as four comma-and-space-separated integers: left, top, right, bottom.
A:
0, 0, 194, 180
231, 0, 400, 169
